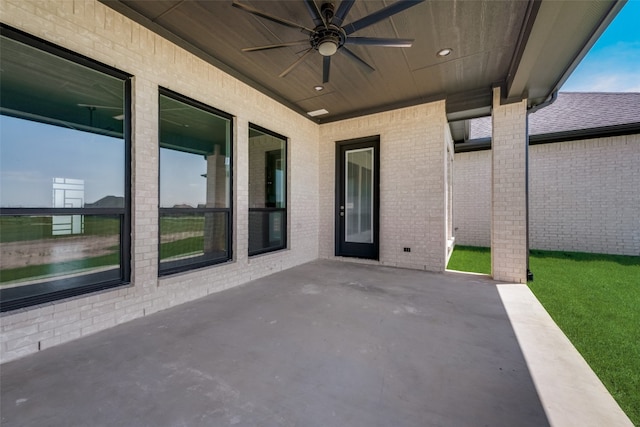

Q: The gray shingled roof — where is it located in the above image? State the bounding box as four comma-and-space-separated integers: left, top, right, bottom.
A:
468, 92, 640, 140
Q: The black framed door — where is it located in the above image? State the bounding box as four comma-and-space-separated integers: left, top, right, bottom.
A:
335, 136, 379, 259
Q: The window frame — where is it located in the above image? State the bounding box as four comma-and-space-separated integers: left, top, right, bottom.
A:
0, 24, 132, 312
248, 123, 288, 257
157, 87, 234, 276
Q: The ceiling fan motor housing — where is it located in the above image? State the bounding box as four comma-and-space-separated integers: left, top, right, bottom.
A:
312, 26, 345, 56
311, 3, 346, 56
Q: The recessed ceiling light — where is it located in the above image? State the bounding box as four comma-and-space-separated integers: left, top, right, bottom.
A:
314, 85, 324, 91
437, 48, 452, 57
307, 108, 329, 117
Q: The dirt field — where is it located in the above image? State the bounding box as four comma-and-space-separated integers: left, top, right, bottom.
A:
0, 231, 202, 271
0, 234, 120, 270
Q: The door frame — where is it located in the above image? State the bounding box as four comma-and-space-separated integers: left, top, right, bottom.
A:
335, 136, 380, 260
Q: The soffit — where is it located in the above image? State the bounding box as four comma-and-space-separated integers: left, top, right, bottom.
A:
100, 0, 622, 131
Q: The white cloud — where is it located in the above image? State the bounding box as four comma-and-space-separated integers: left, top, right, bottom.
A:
562, 42, 640, 92
563, 71, 640, 93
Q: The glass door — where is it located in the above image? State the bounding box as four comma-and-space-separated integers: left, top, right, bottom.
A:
336, 137, 379, 259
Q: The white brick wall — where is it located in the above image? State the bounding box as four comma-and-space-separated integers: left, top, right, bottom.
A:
0, 0, 460, 363
0, 0, 319, 363
530, 135, 640, 255
453, 150, 491, 247
318, 101, 451, 271
4, 1, 631, 363
454, 134, 640, 256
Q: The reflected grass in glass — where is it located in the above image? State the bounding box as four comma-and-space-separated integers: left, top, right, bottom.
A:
0, 215, 120, 285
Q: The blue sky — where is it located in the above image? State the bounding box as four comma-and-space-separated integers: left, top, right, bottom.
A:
0, 116, 124, 207
562, 0, 640, 92
0, 115, 209, 208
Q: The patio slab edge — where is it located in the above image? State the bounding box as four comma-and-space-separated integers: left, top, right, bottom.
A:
497, 284, 633, 427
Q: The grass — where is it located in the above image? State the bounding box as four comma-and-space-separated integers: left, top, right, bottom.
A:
446, 245, 491, 274
447, 246, 640, 425
1, 234, 205, 284
0, 215, 204, 244
160, 216, 204, 234
0, 216, 120, 243
159, 236, 204, 260
0, 216, 122, 284
0, 252, 120, 284
528, 249, 640, 426
0, 213, 209, 284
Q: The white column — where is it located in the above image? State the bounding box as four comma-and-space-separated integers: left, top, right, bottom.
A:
491, 86, 528, 283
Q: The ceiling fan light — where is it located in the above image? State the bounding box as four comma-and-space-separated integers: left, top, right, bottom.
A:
318, 40, 338, 56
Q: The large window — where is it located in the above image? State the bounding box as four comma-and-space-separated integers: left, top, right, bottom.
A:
0, 25, 131, 311
249, 125, 287, 255
159, 89, 232, 275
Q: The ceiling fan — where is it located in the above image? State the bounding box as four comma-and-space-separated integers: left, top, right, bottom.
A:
232, 0, 424, 84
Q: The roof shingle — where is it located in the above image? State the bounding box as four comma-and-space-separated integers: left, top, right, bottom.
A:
468, 92, 640, 140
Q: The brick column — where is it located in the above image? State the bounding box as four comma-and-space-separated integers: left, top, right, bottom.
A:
131, 77, 159, 290
491, 87, 528, 283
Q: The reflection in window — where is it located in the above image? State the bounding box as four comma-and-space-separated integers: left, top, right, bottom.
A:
249, 125, 287, 255
345, 148, 373, 244
0, 27, 130, 312
0, 117, 125, 208
0, 215, 121, 284
159, 89, 232, 275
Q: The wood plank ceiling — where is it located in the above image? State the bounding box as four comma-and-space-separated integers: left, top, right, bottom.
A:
101, 0, 621, 133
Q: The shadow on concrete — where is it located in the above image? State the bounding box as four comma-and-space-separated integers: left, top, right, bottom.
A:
0, 260, 549, 427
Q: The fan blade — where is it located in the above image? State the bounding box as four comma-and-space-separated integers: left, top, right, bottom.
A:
303, 0, 326, 27
242, 40, 309, 52
279, 48, 315, 78
340, 47, 375, 72
331, 0, 355, 27
343, 0, 424, 35
322, 56, 331, 84
232, 1, 314, 35
346, 37, 413, 47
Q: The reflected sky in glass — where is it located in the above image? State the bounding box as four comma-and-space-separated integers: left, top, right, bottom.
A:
0, 115, 124, 207
160, 148, 208, 207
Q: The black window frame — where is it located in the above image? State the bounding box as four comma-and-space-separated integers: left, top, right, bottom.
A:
158, 87, 234, 276
0, 24, 132, 312
248, 123, 288, 257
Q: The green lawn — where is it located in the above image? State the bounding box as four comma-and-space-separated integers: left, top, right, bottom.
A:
0, 252, 120, 283
0, 215, 120, 243
447, 245, 640, 425
0, 215, 202, 244
0, 216, 122, 284
446, 245, 491, 274
0, 215, 205, 284
1, 235, 208, 284
160, 215, 204, 233
160, 236, 204, 260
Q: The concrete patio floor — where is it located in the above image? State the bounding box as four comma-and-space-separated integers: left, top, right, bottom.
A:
0, 260, 631, 427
